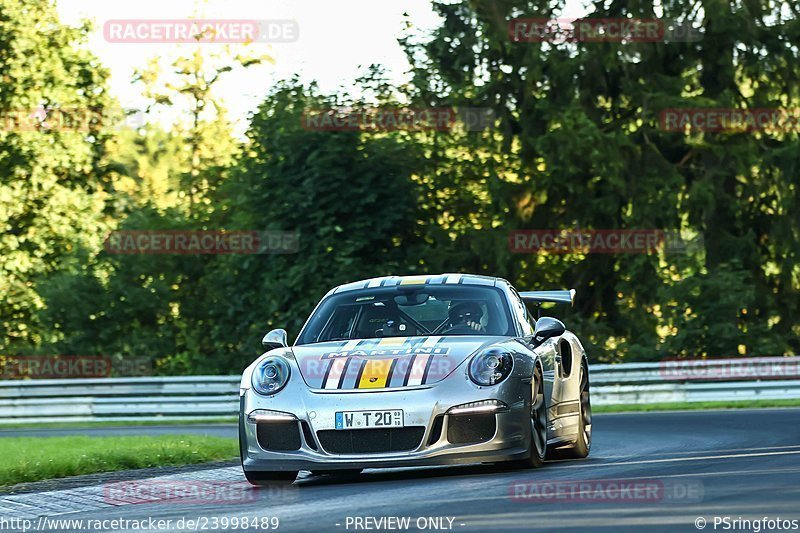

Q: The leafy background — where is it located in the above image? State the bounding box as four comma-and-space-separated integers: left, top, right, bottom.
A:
1, 0, 798, 374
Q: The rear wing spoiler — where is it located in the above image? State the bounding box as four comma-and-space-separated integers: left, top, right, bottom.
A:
519, 289, 576, 307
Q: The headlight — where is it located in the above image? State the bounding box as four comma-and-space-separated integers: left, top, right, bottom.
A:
468, 348, 513, 386
251, 357, 291, 395
448, 400, 509, 415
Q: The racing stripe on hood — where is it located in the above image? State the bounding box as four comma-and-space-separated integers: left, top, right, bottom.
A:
332, 337, 403, 389
393, 335, 443, 387
323, 357, 347, 389
355, 336, 409, 389
357, 358, 394, 388
419, 335, 459, 385
295, 335, 495, 389
322, 339, 360, 389
400, 275, 431, 285
339, 357, 364, 389
322, 337, 411, 389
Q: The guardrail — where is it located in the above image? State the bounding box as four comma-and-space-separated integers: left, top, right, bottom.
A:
0, 357, 797, 423
590, 357, 800, 405
0, 376, 241, 424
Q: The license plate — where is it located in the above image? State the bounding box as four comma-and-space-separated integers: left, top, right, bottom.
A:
335, 409, 404, 430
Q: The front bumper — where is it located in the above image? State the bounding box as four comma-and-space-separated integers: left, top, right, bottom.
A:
240, 372, 532, 472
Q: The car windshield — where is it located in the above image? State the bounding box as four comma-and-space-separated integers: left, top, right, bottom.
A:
296, 285, 514, 345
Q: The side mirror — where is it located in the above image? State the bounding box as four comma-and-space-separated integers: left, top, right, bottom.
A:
532, 317, 566, 345
262, 329, 288, 351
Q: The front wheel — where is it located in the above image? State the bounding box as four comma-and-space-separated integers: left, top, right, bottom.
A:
513, 365, 548, 469
551, 361, 592, 459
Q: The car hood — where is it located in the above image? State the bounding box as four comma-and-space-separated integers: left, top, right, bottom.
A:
290, 335, 503, 390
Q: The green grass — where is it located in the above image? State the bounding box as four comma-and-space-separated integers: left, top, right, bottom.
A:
0, 417, 237, 430
0, 435, 238, 486
594, 398, 800, 413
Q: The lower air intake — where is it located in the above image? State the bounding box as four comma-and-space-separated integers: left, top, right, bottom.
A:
317, 427, 425, 454
447, 413, 497, 445
256, 421, 302, 451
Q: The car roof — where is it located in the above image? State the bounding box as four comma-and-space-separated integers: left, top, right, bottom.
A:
328, 273, 506, 296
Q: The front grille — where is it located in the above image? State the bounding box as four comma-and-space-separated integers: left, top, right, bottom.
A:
256, 421, 302, 451
317, 427, 425, 454
447, 413, 496, 445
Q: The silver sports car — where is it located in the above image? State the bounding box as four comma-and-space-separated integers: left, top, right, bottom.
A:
238, 274, 591, 484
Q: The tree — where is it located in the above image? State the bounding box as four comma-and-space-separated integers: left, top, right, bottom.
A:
166, 79, 426, 373
34, 32, 272, 370
399, 0, 799, 360
0, 0, 112, 353
133, 44, 271, 213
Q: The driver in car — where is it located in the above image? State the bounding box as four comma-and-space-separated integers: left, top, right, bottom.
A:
445, 302, 486, 333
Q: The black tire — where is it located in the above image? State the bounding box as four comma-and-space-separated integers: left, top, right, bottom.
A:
551, 361, 592, 459
513, 365, 548, 469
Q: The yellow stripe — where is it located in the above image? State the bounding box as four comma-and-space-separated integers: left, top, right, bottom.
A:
357, 359, 394, 388
400, 275, 429, 286
378, 337, 407, 347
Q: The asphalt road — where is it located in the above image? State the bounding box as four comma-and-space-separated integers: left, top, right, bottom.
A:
4, 408, 800, 532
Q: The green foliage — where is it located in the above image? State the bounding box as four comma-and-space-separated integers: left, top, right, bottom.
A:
2, 0, 798, 373
0, 0, 112, 352
170, 81, 426, 373
35, 207, 201, 363
396, 0, 799, 361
